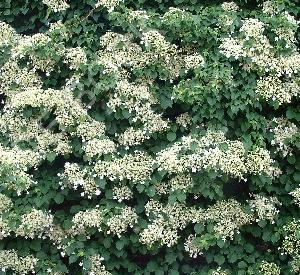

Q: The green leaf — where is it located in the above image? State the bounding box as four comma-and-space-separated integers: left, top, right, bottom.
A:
136, 183, 145, 193
116, 240, 124, 250
69, 255, 78, 264
287, 155, 296, 164
167, 132, 177, 142
147, 187, 156, 197
54, 193, 64, 204
214, 255, 225, 265
46, 152, 56, 162
293, 172, 300, 182
194, 223, 204, 234
29, 240, 41, 251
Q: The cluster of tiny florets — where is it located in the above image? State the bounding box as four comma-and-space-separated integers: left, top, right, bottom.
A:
0, 250, 38, 274
248, 194, 281, 224
259, 261, 281, 275
256, 77, 300, 105
94, 151, 154, 183
184, 234, 203, 258
0, 21, 19, 47
219, 12, 300, 104
106, 206, 138, 237
59, 163, 101, 197
155, 174, 194, 195
70, 208, 103, 235
156, 131, 279, 180
64, 47, 87, 70
221, 2, 239, 12
42, 0, 69, 12
0, 194, 13, 213
140, 201, 195, 247
281, 220, 300, 273
205, 199, 254, 241
95, 0, 122, 12
88, 254, 111, 275
15, 209, 53, 239
112, 186, 133, 202
290, 188, 300, 207
83, 138, 116, 159
267, 117, 298, 156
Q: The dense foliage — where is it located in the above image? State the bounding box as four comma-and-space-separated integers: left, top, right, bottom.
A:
0, 0, 299, 274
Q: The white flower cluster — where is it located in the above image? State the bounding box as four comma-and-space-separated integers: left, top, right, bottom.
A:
94, 151, 154, 183
88, 254, 111, 275
221, 2, 239, 12
281, 220, 300, 273
256, 77, 300, 105
95, 0, 122, 12
112, 186, 133, 202
0, 250, 38, 274
245, 148, 281, 178
274, 12, 299, 44
219, 2, 239, 27
0, 194, 13, 213
184, 53, 205, 70
7, 87, 89, 128
15, 209, 54, 239
267, 117, 298, 156
0, 114, 70, 158
156, 131, 279, 179
0, 21, 19, 47
98, 32, 144, 75
108, 80, 169, 147
139, 216, 179, 247
127, 10, 150, 22
83, 138, 116, 159
59, 163, 101, 197
155, 174, 194, 195
262, 1, 278, 15
219, 10, 300, 104
141, 30, 177, 57
184, 234, 203, 258
240, 18, 265, 38
0, 145, 41, 171
219, 37, 245, 59
176, 113, 192, 128
248, 194, 281, 224
0, 145, 42, 194
106, 206, 138, 237
0, 216, 10, 240
205, 199, 254, 241
290, 188, 300, 207
162, 7, 188, 23
117, 127, 149, 148
259, 261, 281, 275
0, 60, 43, 96
70, 208, 104, 235
75, 120, 106, 141
42, 0, 69, 12
64, 47, 87, 70
13, 33, 58, 72
37, 131, 72, 156
140, 201, 197, 247
211, 267, 229, 275
0, 196, 11, 240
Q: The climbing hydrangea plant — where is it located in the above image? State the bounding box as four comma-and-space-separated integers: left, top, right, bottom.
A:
0, 0, 299, 274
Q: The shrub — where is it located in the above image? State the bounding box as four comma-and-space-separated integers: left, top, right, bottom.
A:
0, 0, 299, 274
